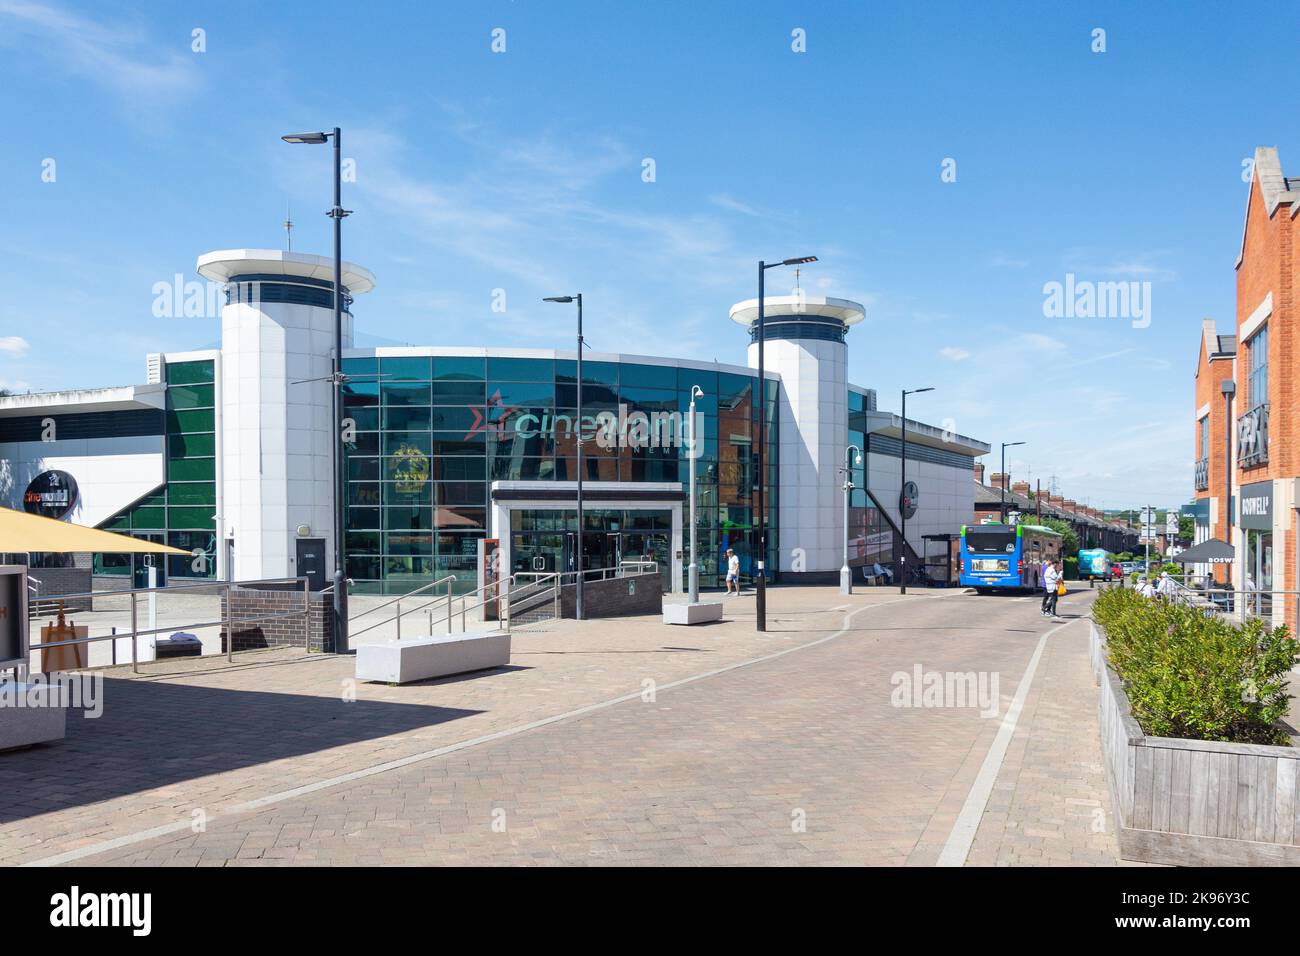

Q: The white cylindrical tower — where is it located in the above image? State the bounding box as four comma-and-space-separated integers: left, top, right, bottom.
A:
197, 249, 375, 583
729, 295, 866, 577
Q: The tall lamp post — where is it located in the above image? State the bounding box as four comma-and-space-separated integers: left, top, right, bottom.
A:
687, 385, 704, 603
755, 256, 816, 632
899, 386, 934, 595
839, 444, 863, 595
545, 294, 585, 620
1221, 379, 1235, 589
999, 441, 1025, 523
282, 127, 350, 653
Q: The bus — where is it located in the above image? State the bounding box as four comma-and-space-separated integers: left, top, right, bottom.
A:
959, 522, 1063, 593
1077, 548, 1115, 581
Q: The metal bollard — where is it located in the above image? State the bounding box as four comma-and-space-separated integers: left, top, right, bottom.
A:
130, 591, 138, 674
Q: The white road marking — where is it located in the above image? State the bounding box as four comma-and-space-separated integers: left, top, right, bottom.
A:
26, 594, 935, 867
935, 616, 1078, 867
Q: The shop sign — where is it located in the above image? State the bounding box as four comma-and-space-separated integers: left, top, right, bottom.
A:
1239, 481, 1273, 530
22, 470, 79, 519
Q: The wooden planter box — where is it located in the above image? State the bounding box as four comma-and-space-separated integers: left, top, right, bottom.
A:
1090, 620, 1300, 865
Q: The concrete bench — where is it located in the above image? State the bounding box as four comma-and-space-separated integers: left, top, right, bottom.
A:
662, 601, 723, 625
0, 682, 68, 751
355, 630, 511, 685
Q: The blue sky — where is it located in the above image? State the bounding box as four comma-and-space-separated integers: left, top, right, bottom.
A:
1, 0, 1296, 510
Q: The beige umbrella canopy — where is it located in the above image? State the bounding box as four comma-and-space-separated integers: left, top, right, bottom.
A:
0, 506, 188, 555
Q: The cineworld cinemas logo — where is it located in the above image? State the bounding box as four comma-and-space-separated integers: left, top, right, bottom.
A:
468, 402, 703, 457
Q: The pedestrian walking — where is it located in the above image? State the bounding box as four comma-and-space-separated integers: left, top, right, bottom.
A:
725, 548, 740, 595
1041, 559, 1061, 617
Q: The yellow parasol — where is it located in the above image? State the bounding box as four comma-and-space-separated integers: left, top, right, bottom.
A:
0, 506, 188, 555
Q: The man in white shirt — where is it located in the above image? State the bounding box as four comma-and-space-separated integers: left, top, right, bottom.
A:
1042, 560, 1061, 617
725, 548, 741, 595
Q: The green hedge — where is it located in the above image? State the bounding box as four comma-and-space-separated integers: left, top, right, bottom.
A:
1093, 586, 1297, 745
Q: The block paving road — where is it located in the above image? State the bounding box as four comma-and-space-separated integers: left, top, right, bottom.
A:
3, 585, 1126, 866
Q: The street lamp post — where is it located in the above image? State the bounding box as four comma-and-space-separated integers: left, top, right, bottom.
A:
1221, 379, 1235, 589
282, 127, 350, 653
545, 294, 585, 620
755, 256, 816, 633
899, 387, 934, 595
999, 441, 1025, 523
688, 385, 704, 603
840, 444, 863, 595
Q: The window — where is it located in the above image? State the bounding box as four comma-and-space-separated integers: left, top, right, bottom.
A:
1199, 416, 1209, 457
1248, 325, 1268, 408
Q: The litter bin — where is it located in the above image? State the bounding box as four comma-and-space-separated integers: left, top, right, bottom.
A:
155, 632, 202, 659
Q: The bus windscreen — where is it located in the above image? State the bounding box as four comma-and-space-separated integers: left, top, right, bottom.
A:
964, 530, 1016, 554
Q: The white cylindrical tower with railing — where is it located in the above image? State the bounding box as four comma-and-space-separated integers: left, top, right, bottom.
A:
197, 249, 375, 583
729, 295, 866, 578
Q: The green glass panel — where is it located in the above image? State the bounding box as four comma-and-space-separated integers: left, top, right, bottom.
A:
167, 483, 216, 506
132, 506, 166, 528
167, 506, 215, 529
102, 515, 131, 532
166, 384, 215, 410
167, 457, 215, 481
169, 433, 215, 458
165, 360, 214, 386
167, 408, 215, 434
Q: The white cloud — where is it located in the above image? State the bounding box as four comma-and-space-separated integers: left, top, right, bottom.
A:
939, 346, 970, 362
0, 336, 29, 357
0, 0, 201, 103
709, 193, 761, 217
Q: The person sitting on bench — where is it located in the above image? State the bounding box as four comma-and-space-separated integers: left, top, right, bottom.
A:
863, 562, 894, 585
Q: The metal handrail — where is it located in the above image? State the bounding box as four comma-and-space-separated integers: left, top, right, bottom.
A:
347, 574, 458, 620
21, 576, 311, 674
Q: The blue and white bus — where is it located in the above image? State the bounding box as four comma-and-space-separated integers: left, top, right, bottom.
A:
959, 523, 1063, 593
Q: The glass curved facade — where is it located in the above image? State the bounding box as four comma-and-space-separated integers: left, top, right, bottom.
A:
340, 354, 778, 594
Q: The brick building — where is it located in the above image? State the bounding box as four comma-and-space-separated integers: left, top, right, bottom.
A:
1190, 319, 1236, 583
1205, 145, 1300, 626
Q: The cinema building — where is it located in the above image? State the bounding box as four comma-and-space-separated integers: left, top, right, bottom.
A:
0, 249, 987, 595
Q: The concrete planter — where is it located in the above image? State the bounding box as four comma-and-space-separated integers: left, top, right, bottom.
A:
1090, 620, 1300, 865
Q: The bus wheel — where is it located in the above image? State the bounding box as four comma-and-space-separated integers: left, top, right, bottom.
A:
975, 587, 990, 595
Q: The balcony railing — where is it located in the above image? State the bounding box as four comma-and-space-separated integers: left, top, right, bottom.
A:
1237, 402, 1269, 468
1194, 457, 1209, 491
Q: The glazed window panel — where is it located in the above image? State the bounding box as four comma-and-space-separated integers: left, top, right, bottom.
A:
432, 356, 486, 381
379, 356, 432, 381
164, 360, 215, 386
381, 381, 432, 406
167, 457, 215, 482
487, 357, 554, 382
1248, 325, 1268, 408
382, 406, 432, 431
166, 408, 215, 433
166, 384, 215, 410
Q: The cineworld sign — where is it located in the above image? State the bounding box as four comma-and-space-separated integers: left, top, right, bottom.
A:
469, 403, 704, 456
23, 470, 79, 520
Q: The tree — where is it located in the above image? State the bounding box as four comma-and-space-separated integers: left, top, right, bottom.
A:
1178, 514, 1194, 542
1039, 517, 1079, 556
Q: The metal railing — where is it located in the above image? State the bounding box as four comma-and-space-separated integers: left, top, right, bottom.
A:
1104, 574, 1300, 625
21, 576, 311, 675
346, 575, 459, 641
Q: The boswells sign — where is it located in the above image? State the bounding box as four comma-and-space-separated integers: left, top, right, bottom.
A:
22, 470, 79, 519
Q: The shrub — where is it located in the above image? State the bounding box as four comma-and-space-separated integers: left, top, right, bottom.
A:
1093, 587, 1298, 745
1063, 556, 1078, 580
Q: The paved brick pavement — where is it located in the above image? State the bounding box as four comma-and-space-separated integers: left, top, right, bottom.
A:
1, 585, 1125, 866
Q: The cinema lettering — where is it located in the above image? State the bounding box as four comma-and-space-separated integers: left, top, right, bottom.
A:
471, 403, 703, 455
